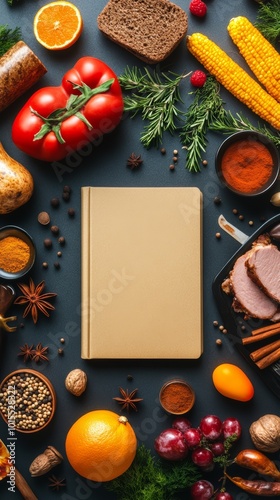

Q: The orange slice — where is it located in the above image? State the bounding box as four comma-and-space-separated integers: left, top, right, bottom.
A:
33, 1, 83, 50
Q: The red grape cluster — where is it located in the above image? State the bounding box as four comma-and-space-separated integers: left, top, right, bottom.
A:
154, 414, 242, 499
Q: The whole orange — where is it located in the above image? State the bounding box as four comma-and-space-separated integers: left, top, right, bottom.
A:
65, 409, 137, 482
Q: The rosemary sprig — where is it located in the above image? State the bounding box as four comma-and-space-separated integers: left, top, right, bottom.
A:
0, 25, 21, 57
180, 77, 224, 172
210, 110, 280, 148
119, 66, 189, 148
255, 0, 280, 45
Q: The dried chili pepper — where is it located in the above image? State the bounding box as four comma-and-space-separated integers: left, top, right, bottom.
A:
234, 449, 280, 480
226, 474, 280, 496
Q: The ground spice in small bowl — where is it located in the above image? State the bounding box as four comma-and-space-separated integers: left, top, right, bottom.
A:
215, 131, 279, 196
0, 226, 36, 279
0, 369, 56, 433
159, 379, 195, 415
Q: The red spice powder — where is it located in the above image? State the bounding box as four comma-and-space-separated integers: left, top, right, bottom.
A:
221, 139, 274, 193
160, 381, 194, 414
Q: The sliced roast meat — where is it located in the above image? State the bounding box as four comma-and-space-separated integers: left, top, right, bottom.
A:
222, 253, 278, 319
246, 243, 280, 303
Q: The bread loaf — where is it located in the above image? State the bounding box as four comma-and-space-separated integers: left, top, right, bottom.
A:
97, 0, 188, 64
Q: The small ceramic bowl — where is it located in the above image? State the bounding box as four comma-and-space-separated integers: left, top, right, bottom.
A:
0, 369, 56, 433
0, 226, 36, 280
159, 378, 195, 415
215, 131, 279, 197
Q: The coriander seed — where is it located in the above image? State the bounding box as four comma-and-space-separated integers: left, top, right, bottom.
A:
239, 214, 244, 221
42, 262, 48, 269
173, 149, 178, 155
249, 220, 254, 226
232, 208, 238, 215
216, 232, 221, 239
57, 251, 62, 257
38, 211, 50, 225
160, 148, 166, 155
202, 159, 208, 166
169, 164, 175, 170
213, 320, 219, 327
216, 339, 222, 345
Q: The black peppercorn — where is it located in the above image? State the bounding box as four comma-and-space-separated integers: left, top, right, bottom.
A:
169, 164, 175, 170
214, 196, 221, 205
68, 208, 75, 217
51, 197, 60, 208
58, 348, 64, 355
44, 238, 53, 249
58, 236, 65, 246
63, 185, 72, 193
51, 225, 59, 234
62, 192, 70, 202
160, 148, 166, 155
54, 262, 60, 269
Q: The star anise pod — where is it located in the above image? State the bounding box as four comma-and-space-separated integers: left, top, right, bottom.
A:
18, 343, 34, 362
14, 278, 57, 324
127, 152, 143, 170
31, 343, 49, 363
113, 387, 143, 412
48, 475, 66, 491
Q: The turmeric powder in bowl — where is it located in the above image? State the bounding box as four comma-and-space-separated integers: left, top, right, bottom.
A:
0, 226, 36, 279
215, 131, 279, 196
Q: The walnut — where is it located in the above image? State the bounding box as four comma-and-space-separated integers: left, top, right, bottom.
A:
65, 368, 87, 396
29, 446, 63, 477
249, 414, 280, 453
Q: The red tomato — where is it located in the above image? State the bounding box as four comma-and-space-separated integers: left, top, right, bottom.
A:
12, 57, 124, 162
212, 363, 254, 402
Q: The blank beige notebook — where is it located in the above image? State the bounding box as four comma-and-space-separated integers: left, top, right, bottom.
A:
81, 187, 203, 359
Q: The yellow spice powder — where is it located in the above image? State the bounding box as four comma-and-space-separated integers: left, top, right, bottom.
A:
0, 236, 30, 273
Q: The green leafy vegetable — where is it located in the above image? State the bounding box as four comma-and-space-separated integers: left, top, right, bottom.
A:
105, 444, 201, 500
0, 25, 21, 57
119, 66, 189, 149
255, 0, 280, 45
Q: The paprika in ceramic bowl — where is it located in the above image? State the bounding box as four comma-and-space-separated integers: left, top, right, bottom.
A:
159, 378, 195, 415
0, 226, 36, 280
215, 131, 279, 196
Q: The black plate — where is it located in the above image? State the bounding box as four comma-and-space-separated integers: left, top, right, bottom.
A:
212, 214, 280, 399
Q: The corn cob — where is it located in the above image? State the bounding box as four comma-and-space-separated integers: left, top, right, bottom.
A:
228, 16, 280, 103
186, 33, 280, 130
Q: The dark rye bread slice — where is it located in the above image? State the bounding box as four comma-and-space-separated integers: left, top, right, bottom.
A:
97, 0, 188, 64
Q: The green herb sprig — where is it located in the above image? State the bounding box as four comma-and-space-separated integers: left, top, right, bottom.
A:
255, 0, 280, 45
180, 76, 224, 172
0, 25, 21, 57
105, 444, 201, 500
119, 66, 190, 148
209, 109, 280, 147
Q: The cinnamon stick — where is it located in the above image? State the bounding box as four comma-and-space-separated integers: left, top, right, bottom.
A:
256, 347, 280, 370
250, 339, 280, 362
242, 328, 280, 345
251, 321, 280, 336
